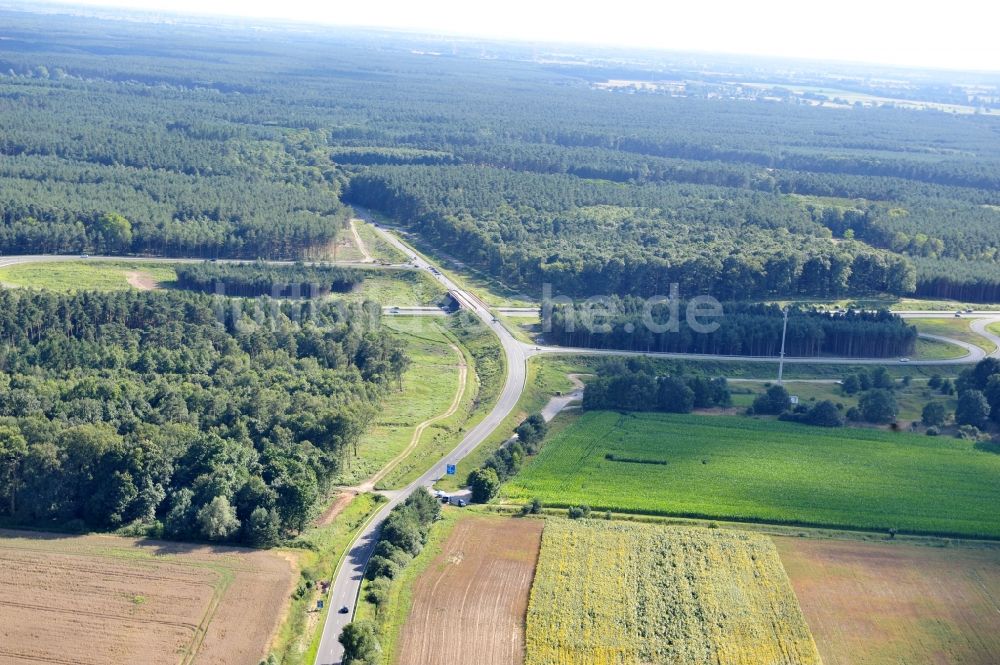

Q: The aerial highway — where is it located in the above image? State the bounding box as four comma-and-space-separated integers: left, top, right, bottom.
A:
313, 223, 1000, 663
313, 226, 531, 665
1, 238, 998, 665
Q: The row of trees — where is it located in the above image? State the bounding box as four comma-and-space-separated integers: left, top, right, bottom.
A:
546, 302, 917, 359
950, 359, 1000, 430
0, 290, 407, 543
174, 262, 364, 298
912, 258, 1000, 303
349, 489, 442, 661
468, 414, 548, 503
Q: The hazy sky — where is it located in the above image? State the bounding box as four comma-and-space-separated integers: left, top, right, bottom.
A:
52, 0, 1000, 71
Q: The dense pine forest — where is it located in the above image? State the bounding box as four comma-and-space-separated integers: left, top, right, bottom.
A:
175, 262, 365, 298
545, 301, 918, 358
0, 9, 999, 298
0, 289, 406, 543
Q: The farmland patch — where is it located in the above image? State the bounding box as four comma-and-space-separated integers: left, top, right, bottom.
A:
395, 515, 543, 665
775, 537, 1000, 665
504, 411, 1000, 537
525, 519, 820, 665
0, 529, 294, 665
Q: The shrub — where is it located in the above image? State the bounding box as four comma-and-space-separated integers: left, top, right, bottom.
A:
859, 389, 898, 424
339, 620, 381, 665
365, 576, 391, 607
469, 467, 501, 503
752, 385, 791, 415
805, 400, 844, 427
921, 401, 948, 428
568, 505, 591, 519
956, 390, 991, 429
515, 414, 548, 451
366, 556, 401, 581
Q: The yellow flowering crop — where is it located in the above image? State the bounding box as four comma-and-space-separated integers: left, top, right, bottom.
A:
525, 519, 821, 665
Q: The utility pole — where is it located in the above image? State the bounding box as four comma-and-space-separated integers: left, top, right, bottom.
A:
778, 307, 789, 385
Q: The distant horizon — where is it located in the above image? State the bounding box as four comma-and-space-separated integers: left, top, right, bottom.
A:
13, 0, 1000, 74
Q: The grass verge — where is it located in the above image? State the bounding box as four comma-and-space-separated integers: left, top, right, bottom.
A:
269, 493, 385, 665
355, 508, 461, 664
335, 318, 466, 486
911, 317, 998, 354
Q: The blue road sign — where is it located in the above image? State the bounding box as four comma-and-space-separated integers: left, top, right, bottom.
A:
446, 464, 457, 475
317, 600, 324, 610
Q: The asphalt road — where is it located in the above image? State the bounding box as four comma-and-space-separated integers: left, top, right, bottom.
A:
0, 254, 415, 270
2, 243, 999, 663
313, 226, 530, 665
315, 226, 1000, 663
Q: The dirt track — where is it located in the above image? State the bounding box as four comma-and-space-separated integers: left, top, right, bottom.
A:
125, 270, 159, 290
0, 529, 294, 665
775, 536, 1000, 665
360, 343, 467, 492
396, 516, 543, 665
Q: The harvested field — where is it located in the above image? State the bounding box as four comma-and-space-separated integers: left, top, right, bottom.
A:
396, 516, 543, 665
525, 519, 821, 665
775, 537, 1000, 665
0, 529, 295, 665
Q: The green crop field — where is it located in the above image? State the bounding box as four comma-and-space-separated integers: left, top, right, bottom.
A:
525, 519, 820, 665
505, 411, 1000, 538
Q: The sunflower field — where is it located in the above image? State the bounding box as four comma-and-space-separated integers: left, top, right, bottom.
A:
524, 519, 821, 665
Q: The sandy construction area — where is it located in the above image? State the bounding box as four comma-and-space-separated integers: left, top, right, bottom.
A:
775, 536, 1000, 665
396, 516, 543, 665
0, 529, 295, 665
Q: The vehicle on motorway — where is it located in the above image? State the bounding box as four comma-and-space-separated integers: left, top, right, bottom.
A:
79, 253, 89, 258
338, 606, 350, 614
899, 357, 910, 363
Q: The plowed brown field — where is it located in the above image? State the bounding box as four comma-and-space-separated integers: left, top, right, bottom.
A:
396, 516, 543, 665
0, 529, 295, 665
775, 536, 1000, 665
